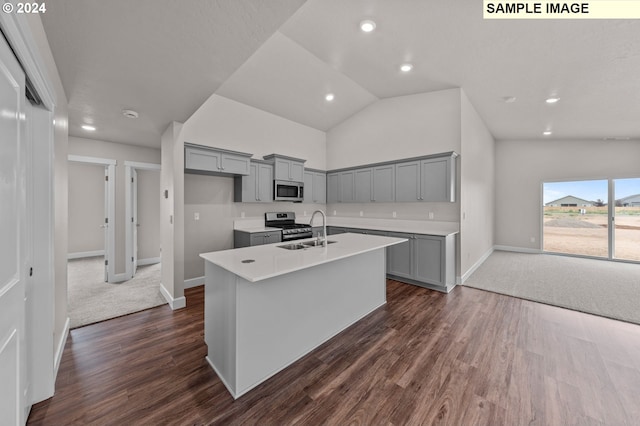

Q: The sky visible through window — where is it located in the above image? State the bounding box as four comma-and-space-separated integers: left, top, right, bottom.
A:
543, 178, 640, 205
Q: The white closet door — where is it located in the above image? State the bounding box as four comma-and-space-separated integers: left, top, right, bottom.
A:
0, 34, 27, 426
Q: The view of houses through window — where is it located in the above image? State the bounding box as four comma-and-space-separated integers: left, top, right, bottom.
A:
543, 178, 640, 261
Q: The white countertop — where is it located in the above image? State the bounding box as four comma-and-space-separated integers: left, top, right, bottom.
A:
299, 216, 459, 236
234, 216, 458, 236
200, 233, 407, 283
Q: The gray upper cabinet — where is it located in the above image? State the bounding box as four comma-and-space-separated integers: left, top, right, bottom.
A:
354, 168, 373, 202
372, 164, 395, 202
395, 153, 457, 202
185, 144, 252, 176
326, 172, 339, 203
340, 170, 356, 203
303, 170, 326, 204
263, 154, 305, 182
234, 161, 273, 203
395, 161, 421, 202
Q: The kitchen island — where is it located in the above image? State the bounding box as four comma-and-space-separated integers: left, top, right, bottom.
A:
199, 232, 406, 399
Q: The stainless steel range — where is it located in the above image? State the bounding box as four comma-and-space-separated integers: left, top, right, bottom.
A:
265, 212, 312, 241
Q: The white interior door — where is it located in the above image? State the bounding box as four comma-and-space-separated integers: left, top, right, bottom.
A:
0, 33, 27, 426
133, 168, 139, 275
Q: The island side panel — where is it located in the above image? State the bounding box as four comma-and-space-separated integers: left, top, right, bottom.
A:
234, 248, 386, 397
204, 261, 238, 395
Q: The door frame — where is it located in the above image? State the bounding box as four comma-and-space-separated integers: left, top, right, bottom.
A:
68, 155, 117, 281
125, 161, 160, 280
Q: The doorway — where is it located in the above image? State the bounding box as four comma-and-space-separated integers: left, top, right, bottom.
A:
542, 178, 640, 262
67, 155, 116, 281
125, 161, 161, 280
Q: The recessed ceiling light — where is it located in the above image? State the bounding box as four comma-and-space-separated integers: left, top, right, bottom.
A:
543, 130, 552, 136
545, 97, 560, 104
502, 96, 517, 103
325, 93, 335, 102
81, 124, 96, 131
400, 64, 413, 72
122, 109, 139, 119
360, 20, 376, 32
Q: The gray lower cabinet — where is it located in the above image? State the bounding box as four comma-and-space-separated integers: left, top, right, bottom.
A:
234, 161, 273, 202
326, 226, 347, 235
185, 144, 252, 176
387, 232, 414, 280
234, 230, 282, 248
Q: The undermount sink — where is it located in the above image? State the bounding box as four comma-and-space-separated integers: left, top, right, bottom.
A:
301, 240, 337, 247
277, 240, 337, 250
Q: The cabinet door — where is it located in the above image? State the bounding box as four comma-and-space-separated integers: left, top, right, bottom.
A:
312, 172, 326, 203
327, 173, 339, 203
395, 161, 420, 202
420, 158, 450, 202
264, 232, 281, 244
274, 159, 291, 181
373, 164, 395, 202
185, 147, 221, 172
354, 168, 373, 202
340, 170, 355, 203
221, 153, 251, 175
290, 162, 304, 182
387, 232, 414, 279
303, 171, 314, 203
413, 235, 443, 285
242, 163, 259, 202
250, 233, 266, 246
257, 163, 273, 202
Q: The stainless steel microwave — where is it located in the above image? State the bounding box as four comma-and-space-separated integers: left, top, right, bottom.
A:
274, 180, 304, 202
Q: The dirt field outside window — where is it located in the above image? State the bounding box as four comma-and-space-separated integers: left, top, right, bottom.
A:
543, 206, 640, 261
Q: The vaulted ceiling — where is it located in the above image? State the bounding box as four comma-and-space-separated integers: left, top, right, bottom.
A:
41, 0, 640, 148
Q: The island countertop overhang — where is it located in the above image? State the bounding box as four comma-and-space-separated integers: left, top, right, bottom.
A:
199, 233, 407, 283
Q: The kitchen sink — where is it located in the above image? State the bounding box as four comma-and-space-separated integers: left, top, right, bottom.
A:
277, 243, 307, 250
277, 240, 337, 250
301, 240, 337, 247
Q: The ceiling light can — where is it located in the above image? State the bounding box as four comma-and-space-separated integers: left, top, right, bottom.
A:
122, 109, 139, 119
82, 124, 96, 131
545, 97, 560, 104
400, 64, 413, 72
360, 20, 376, 32
325, 93, 335, 101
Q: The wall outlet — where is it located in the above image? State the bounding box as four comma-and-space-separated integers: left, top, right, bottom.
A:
428, 212, 434, 220
194, 212, 200, 221
359, 211, 363, 217
392, 211, 397, 218
333, 210, 337, 216
530, 237, 536, 243
240, 212, 245, 218
303, 211, 307, 216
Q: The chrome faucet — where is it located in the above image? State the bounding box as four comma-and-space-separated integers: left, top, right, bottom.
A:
310, 210, 327, 246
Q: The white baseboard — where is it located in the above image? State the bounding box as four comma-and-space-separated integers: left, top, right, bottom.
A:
459, 246, 495, 284
67, 250, 104, 260
160, 283, 186, 310
184, 276, 204, 289
494, 245, 542, 254
137, 257, 160, 266
54, 317, 70, 378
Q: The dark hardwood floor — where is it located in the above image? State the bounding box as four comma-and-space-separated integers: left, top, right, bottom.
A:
28, 280, 640, 425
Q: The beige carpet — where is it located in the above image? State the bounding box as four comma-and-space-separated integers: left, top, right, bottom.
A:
464, 250, 640, 325
68, 257, 166, 329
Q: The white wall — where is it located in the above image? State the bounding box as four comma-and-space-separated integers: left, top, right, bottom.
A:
179, 94, 327, 280
495, 139, 640, 250
67, 163, 104, 254
460, 90, 495, 280
68, 137, 161, 273
325, 89, 462, 223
